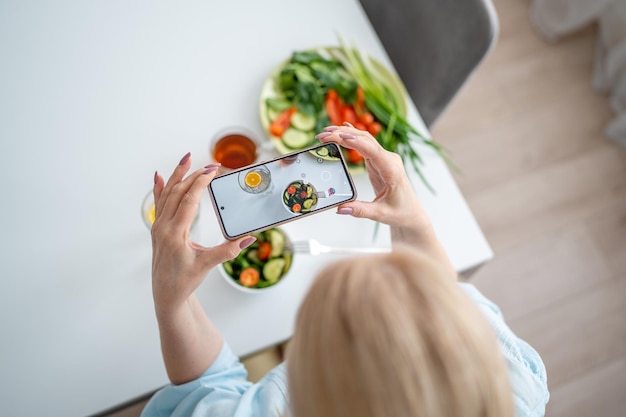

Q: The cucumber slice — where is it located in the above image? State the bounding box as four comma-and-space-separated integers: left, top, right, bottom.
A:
290, 111, 316, 131
282, 128, 312, 149
316, 146, 329, 157
266, 97, 292, 112
263, 258, 286, 283
268, 229, 285, 258
267, 107, 279, 123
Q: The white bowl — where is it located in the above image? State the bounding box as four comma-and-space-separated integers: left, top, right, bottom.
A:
218, 228, 294, 293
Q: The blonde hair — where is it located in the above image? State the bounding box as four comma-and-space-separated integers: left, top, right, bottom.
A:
287, 246, 514, 417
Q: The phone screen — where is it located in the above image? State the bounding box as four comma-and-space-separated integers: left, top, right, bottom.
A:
209, 142, 357, 239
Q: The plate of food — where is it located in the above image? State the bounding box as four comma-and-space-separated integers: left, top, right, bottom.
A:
220, 228, 293, 292
259, 44, 417, 169
282, 180, 318, 214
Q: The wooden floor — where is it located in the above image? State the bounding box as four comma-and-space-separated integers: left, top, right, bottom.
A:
431, 0, 626, 415
105, 0, 626, 416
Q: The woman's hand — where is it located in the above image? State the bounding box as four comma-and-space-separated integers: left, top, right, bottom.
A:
151, 152, 257, 384
151, 153, 255, 314
316, 125, 456, 277
316, 125, 429, 235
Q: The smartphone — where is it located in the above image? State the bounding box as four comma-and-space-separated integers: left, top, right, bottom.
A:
208, 142, 357, 240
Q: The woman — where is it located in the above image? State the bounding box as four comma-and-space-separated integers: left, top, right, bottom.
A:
142, 125, 549, 417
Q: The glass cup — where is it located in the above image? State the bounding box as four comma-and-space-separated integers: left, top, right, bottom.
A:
238, 165, 272, 194
141, 191, 157, 229
210, 127, 261, 170
141, 191, 199, 230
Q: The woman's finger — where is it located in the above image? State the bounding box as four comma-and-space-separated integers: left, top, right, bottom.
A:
159, 164, 214, 222
155, 152, 192, 217
170, 164, 220, 230
319, 127, 404, 183
196, 236, 257, 271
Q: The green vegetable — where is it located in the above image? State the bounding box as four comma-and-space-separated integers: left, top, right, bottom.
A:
282, 127, 313, 149
268, 229, 285, 257
269, 44, 453, 192
222, 228, 292, 289
263, 258, 286, 283
330, 40, 454, 191
290, 111, 316, 130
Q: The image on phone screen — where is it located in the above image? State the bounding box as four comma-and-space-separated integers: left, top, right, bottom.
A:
209, 143, 356, 239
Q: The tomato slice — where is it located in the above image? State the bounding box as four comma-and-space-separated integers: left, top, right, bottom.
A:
257, 242, 272, 261
347, 148, 364, 165
240, 267, 260, 287
270, 107, 296, 137
292, 203, 302, 213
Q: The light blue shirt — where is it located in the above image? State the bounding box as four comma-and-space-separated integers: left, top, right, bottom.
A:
141, 283, 549, 417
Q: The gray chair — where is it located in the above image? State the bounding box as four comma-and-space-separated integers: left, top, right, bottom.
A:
358, 0, 499, 127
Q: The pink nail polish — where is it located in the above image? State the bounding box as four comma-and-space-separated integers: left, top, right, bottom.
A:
337, 207, 353, 215
343, 122, 354, 128
204, 163, 221, 169
179, 152, 191, 166
324, 126, 340, 132
239, 237, 257, 249
154, 171, 158, 184
315, 131, 332, 139
203, 165, 219, 174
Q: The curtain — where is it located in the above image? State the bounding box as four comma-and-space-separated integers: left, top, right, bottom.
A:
530, 0, 626, 147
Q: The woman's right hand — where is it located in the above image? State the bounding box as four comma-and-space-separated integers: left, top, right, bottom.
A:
317, 124, 429, 234
317, 124, 456, 276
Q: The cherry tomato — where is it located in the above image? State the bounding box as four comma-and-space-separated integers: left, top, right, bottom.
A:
300, 190, 308, 199
257, 242, 272, 261
292, 203, 302, 213
347, 148, 364, 165
239, 267, 260, 287
287, 185, 296, 194
359, 112, 375, 126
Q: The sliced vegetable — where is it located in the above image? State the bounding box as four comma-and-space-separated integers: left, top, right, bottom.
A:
263, 259, 286, 283
270, 107, 297, 137
268, 229, 285, 257
347, 148, 364, 165
290, 111, 316, 131
240, 267, 260, 287
257, 242, 272, 261
282, 127, 312, 149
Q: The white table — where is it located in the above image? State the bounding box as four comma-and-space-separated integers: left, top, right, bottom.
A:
0, 1, 492, 416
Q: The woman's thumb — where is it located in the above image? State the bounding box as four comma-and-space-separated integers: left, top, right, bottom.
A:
337, 201, 381, 222
199, 236, 257, 268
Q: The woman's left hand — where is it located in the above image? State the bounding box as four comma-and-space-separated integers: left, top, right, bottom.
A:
151, 153, 255, 314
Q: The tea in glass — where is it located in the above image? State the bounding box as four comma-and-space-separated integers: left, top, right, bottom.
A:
212, 132, 257, 169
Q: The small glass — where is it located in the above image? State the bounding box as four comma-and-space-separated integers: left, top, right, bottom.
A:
141, 191, 200, 230
210, 127, 260, 170
238, 165, 272, 194
141, 191, 157, 229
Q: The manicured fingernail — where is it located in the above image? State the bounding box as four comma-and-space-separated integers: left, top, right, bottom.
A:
337, 207, 353, 215
203, 165, 219, 174
324, 126, 340, 132
204, 163, 221, 169
339, 133, 357, 140
315, 131, 332, 139
179, 152, 191, 166
154, 171, 158, 184
343, 122, 354, 128
239, 237, 257, 249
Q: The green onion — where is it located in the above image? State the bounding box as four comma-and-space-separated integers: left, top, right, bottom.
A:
331, 40, 455, 192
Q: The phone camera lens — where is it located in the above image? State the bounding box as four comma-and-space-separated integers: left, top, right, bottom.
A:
220, 206, 225, 210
